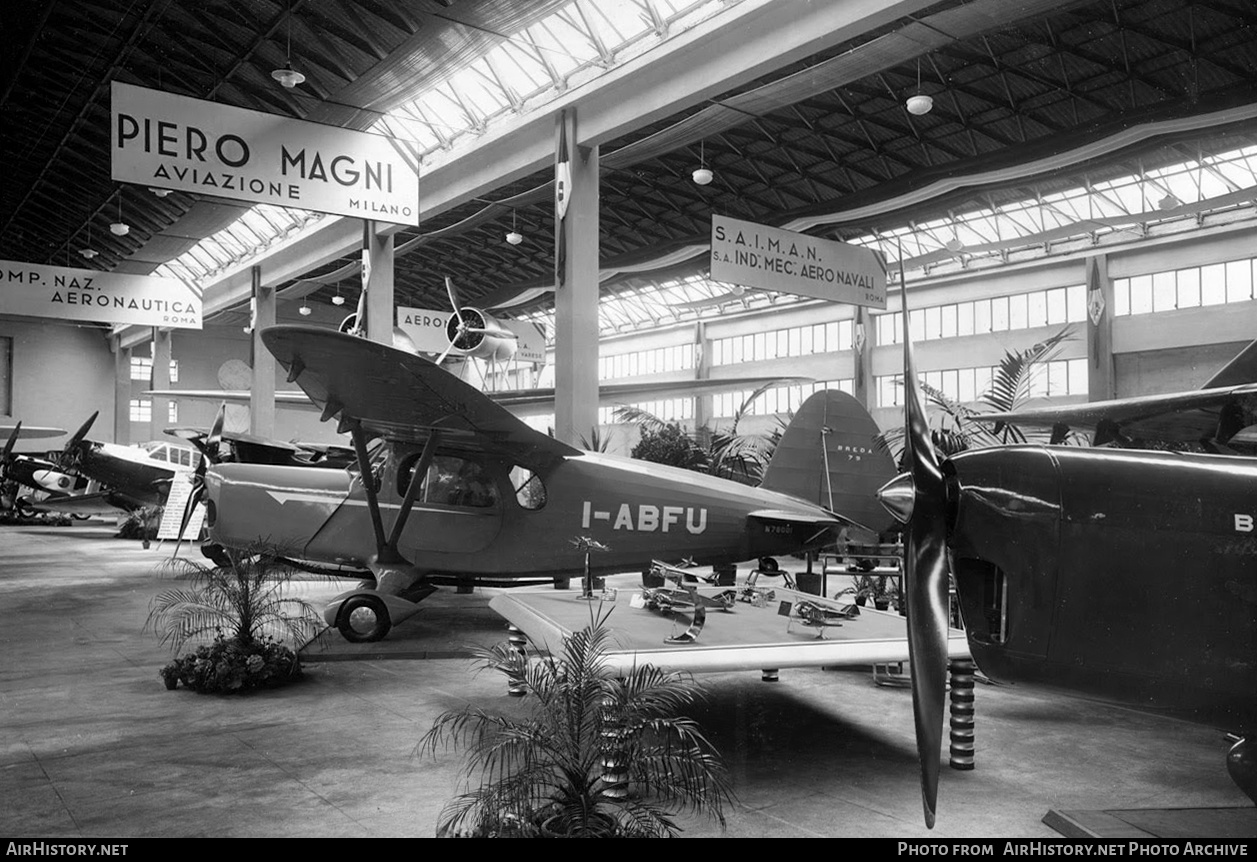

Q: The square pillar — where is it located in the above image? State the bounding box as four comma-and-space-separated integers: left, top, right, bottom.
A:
553, 110, 600, 447
250, 266, 276, 439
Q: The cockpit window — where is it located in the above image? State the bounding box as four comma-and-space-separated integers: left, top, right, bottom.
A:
397, 454, 498, 509
510, 465, 546, 510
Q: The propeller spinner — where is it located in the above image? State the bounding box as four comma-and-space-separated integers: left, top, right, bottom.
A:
876, 287, 954, 829
435, 277, 518, 366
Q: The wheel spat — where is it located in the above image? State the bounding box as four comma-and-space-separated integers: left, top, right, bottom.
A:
879, 289, 952, 829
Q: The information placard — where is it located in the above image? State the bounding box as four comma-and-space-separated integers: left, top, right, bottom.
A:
112, 82, 421, 226
0, 260, 202, 328
710, 215, 887, 308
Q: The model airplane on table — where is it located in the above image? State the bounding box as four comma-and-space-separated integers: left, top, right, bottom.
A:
879, 294, 1257, 829
975, 337, 1257, 449
200, 324, 897, 644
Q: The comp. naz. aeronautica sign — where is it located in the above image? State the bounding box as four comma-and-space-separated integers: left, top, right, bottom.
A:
111, 82, 420, 226
710, 215, 887, 308
0, 261, 203, 329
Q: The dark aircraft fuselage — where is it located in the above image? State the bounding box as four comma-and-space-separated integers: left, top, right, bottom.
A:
945, 445, 1257, 727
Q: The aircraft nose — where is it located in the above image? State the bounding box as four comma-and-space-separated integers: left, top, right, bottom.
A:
877, 472, 915, 524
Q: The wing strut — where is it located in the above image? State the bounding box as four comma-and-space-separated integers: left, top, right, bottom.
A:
349, 420, 391, 561
386, 431, 440, 556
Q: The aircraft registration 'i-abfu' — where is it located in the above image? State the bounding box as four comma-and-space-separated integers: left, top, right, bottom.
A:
198, 324, 895, 644
879, 289, 1257, 829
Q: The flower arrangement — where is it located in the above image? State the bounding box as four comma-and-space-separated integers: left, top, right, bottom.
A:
159, 631, 300, 694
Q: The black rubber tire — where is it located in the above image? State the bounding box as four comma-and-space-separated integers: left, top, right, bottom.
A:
758, 556, 780, 574
336, 595, 392, 643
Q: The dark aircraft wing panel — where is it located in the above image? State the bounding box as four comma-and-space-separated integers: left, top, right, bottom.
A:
976, 384, 1257, 443
24, 492, 129, 516
261, 325, 581, 459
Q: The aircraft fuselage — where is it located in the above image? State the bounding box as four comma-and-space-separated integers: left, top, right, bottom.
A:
946, 445, 1257, 726
205, 444, 841, 579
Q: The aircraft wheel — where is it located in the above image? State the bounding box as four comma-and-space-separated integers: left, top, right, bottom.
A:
758, 556, 780, 574
336, 595, 392, 643
70, 513, 91, 521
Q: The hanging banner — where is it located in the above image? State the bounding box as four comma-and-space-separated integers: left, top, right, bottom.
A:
0, 260, 202, 328
111, 83, 421, 227
710, 215, 887, 308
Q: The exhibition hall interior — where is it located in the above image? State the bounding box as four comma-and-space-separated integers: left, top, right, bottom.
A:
2, 0, 1256, 841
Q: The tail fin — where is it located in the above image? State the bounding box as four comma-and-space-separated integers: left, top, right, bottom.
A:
1202, 338, 1257, 388
760, 390, 895, 531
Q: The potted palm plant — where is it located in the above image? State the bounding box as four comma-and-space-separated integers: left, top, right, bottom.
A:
145, 547, 324, 693
418, 607, 733, 837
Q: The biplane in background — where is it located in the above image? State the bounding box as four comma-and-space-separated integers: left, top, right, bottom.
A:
975, 337, 1257, 450
881, 296, 1257, 829
199, 325, 897, 644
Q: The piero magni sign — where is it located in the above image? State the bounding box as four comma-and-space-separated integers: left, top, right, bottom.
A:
111, 82, 420, 226
710, 215, 887, 308
0, 260, 202, 329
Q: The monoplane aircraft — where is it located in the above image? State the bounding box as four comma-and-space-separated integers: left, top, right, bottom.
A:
975, 337, 1257, 449
2, 414, 193, 516
201, 325, 897, 644
879, 295, 1257, 829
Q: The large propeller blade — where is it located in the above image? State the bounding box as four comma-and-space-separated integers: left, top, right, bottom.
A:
878, 280, 953, 829
173, 404, 225, 555
57, 411, 98, 472
2, 422, 20, 468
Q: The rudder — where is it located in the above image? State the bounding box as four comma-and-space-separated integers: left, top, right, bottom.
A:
760, 390, 895, 531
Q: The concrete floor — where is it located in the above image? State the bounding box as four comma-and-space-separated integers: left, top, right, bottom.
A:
0, 521, 1249, 838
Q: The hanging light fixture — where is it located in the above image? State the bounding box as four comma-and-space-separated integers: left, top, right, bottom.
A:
298, 302, 312, 316
905, 56, 934, 116
692, 140, 713, 186
109, 192, 130, 236
272, 2, 306, 89
79, 220, 97, 259
331, 282, 345, 306
149, 187, 171, 197
505, 209, 523, 245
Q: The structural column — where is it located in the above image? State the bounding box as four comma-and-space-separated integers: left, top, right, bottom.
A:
149, 327, 171, 443
693, 321, 710, 430
1085, 254, 1115, 402
363, 221, 395, 347
552, 109, 600, 447
250, 266, 276, 439
112, 337, 131, 445
853, 306, 873, 411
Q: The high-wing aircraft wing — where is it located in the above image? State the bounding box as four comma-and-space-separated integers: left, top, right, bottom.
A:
976, 337, 1257, 446
146, 376, 811, 419
976, 383, 1257, 445
261, 325, 581, 459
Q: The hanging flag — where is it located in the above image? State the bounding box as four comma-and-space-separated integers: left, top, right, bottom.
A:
555, 109, 571, 288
